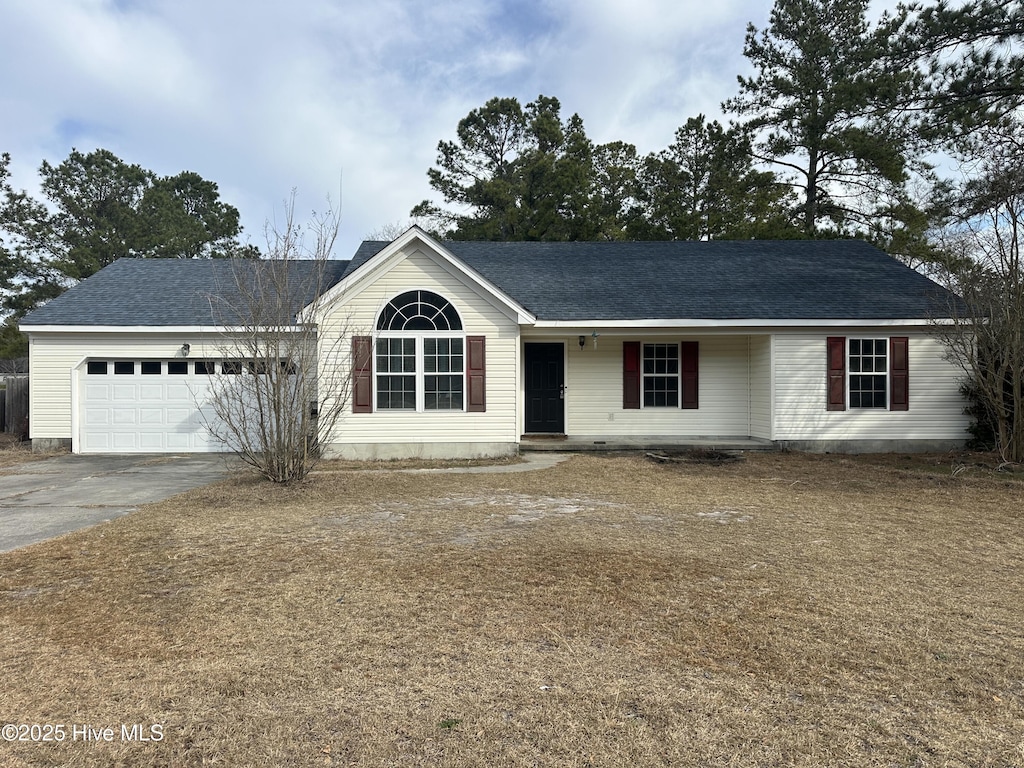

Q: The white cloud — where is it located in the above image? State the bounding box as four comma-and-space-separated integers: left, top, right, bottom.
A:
3, 0, 875, 257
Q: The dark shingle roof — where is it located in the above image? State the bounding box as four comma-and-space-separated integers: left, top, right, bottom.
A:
347, 239, 955, 321
23, 240, 957, 327
20, 258, 350, 326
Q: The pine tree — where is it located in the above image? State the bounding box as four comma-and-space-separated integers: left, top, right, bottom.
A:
724, 0, 918, 236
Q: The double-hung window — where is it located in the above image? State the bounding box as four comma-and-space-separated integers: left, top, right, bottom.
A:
374, 290, 465, 411
423, 337, 464, 410
375, 338, 417, 409
643, 343, 679, 407
848, 339, 887, 408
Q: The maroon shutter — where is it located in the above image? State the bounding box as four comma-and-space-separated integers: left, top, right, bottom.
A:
466, 336, 486, 412
827, 336, 846, 411
890, 336, 909, 411
623, 342, 641, 409
352, 335, 373, 413
680, 341, 699, 409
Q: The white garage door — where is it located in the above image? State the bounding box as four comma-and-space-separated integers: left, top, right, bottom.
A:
80, 360, 221, 453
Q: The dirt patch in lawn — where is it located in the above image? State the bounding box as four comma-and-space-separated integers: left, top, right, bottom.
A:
1, 452, 1022, 767
646, 447, 745, 465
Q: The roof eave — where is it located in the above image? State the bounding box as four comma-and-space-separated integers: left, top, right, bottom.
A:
528, 317, 951, 328
19, 324, 309, 334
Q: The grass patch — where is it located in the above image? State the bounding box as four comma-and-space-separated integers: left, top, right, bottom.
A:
1, 452, 1022, 766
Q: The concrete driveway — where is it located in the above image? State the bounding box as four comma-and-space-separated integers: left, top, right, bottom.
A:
0, 454, 235, 553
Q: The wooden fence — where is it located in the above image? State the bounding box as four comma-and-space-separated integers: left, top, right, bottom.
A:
2, 376, 29, 439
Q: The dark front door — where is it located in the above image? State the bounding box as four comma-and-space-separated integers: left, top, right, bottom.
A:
525, 343, 565, 433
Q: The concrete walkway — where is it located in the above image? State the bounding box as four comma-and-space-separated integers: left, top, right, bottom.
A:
520, 436, 775, 452
0, 454, 234, 553
313, 451, 573, 476
386, 451, 572, 474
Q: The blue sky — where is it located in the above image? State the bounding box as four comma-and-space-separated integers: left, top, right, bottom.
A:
0, 0, 897, 259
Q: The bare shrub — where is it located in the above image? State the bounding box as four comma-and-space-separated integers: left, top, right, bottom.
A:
203, 196, 353, 482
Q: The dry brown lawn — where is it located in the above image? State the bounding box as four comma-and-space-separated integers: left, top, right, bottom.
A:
1, 451, 1022, 767
0, 437, 61, 470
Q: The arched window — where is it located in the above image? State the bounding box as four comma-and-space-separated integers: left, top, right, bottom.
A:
374, 291, 465, 411
376, 290, 462, 332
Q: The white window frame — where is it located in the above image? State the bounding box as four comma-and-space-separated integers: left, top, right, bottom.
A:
848, 337, 889, 410
641, 342, 680, 408
374, 331, 467, 412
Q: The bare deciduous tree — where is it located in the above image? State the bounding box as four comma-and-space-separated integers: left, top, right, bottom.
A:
203, 197, 352, 482
932, 127, 1024, 463
364, 219, 421, 241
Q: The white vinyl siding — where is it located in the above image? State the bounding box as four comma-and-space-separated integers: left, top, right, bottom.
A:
771, 329, 969, 441
318, 247, 519, 447
563, 335, 750, 437
748, 335, 773, 439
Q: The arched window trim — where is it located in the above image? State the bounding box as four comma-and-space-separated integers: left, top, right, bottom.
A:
376, 290, 463, 332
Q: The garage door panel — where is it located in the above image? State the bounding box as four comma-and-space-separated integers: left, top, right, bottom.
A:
166, 434, 191, 450
84, 408, 111, 426
113, 409, 137, 425
192, 430, 214, 447
165, 407, 194, 427
139, 433, 166, 450
140, 408, 164, 425
80, 363, 224, 454
112, 384, 138, 400
166, 383, 194, 401
111, 433, 138, 451
191, 407, 214, 427
82, 433, 111, 451
85, 383, 111, 400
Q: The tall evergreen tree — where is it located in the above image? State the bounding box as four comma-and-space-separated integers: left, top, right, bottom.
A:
0, 155, 26, 357
413, 97, 527, 240
411, 95, 638, 241
888, 0, 1024, 138
590, 141, 642, 241
0, 148, 246, 315
136, 171, 242, 260
629, 116, 797, 240
0, 154, 15, 296
724, 0, 919, 237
